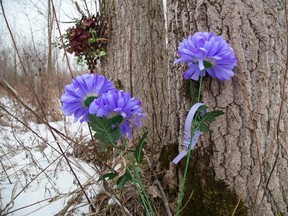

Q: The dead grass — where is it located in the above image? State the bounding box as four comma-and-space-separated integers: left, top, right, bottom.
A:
0, 81, 171, 216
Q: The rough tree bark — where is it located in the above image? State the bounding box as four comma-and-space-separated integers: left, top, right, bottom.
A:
167, 0, 288, 215
100, 0, 288, 215
99, 0, 168, 150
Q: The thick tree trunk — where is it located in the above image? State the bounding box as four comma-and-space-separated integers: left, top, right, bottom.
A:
99, 0, 168, 150
167, 0, 288, 215
100, 0, 288, 215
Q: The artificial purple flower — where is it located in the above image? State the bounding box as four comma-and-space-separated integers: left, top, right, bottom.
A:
174, 32, 237, 81
89, 90, 144, 138
61, 73, 115, 123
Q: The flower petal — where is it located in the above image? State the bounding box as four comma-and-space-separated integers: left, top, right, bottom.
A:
198, 59, 205, 71
175, 32, 237, 80
60, 73, 115, 123
92, 89, 144, 138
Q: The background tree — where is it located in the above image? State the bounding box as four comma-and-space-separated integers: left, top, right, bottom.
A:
99, 0, 288, 215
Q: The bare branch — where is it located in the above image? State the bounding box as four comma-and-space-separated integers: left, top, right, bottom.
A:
74, 1, 86, 17
83, 0, 91, 17
50, 0, 74, 78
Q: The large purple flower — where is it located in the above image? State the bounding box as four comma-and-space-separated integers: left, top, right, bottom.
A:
89, 90, 144, 138
174, 32, 237, 81
61, 73, 115, 123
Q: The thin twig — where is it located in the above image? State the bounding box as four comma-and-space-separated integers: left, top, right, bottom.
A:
0, 2, 92, 210
178, 190, 194, 215
0, 79, 79, 150
0, 83, 92, 209
144, 152, 172, 216
153, 180, 173, 216
2, 197, 54, 216
50, 0, 74, 78
0, 157, 12, 184
83, 0, 91, 17
0, 144, 23, 188
74, 1, 86, 17
2, 154, 63, 214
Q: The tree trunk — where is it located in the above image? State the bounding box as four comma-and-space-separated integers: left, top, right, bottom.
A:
99, 0, 168, 150
100, 0, 288, 215
167, 0, 288, 215
47, 0, 53, 76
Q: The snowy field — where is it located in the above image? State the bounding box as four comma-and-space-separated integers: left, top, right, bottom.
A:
0, 96, 100, 215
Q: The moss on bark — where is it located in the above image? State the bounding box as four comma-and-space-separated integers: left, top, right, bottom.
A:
158, 144, 248, 216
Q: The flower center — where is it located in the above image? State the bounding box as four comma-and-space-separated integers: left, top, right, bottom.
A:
110, 114, 124, 124
84, 96, 97, 107
203, 60, 213, 69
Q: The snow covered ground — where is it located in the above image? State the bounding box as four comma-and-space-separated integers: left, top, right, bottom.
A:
0, 96, 100, 215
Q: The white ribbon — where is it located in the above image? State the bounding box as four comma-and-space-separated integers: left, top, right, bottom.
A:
172, 103, 206, 164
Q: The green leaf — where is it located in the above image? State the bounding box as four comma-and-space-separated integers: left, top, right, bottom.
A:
88, 37, 97, 44
196, 105, 207, 113
110, 115, 123, 124
93, 50, 107, 58
196, 110, 224, 133
198, 122, 209, 133
89, 115, 121, 151
116, 170, 132, 189
89, 29, 97, 37
76, 56, 85, 66
98, 172, 118, 181
135, 132, 148, 163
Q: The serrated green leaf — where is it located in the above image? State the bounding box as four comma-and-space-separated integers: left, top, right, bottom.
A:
135, 132, 148, 163
89, 114, 98, 124
196, 105, 207, 113
116, 170, 132, 189
196, 110, 224, 133
98, 172, 118, 181
194, 105, 207, 122
89, 115, 121, 151
198, 123, 209, 133
94, 129, 121, 151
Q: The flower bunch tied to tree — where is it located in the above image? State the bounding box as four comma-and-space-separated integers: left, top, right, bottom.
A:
173, 32, 237, 215
60, 14, 109, 71
61, 73, 155, 215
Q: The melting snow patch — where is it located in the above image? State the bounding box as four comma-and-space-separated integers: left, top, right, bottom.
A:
0, 98, 100, 216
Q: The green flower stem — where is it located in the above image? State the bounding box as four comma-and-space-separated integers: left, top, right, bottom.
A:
127, 154, 155, 215
122, 139, 155, 216
197, 73, 204, 102
189, 80, 196, 106
176, 72, 204, 215
175, 128, 196, 215
118, 151, 150, 213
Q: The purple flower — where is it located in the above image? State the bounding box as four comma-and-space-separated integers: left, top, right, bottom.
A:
174, 32, 237, 81
89, 90, 144, 138
61, 73, 115, 123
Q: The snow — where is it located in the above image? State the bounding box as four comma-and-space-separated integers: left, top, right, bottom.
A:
0, 96, 100, 215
